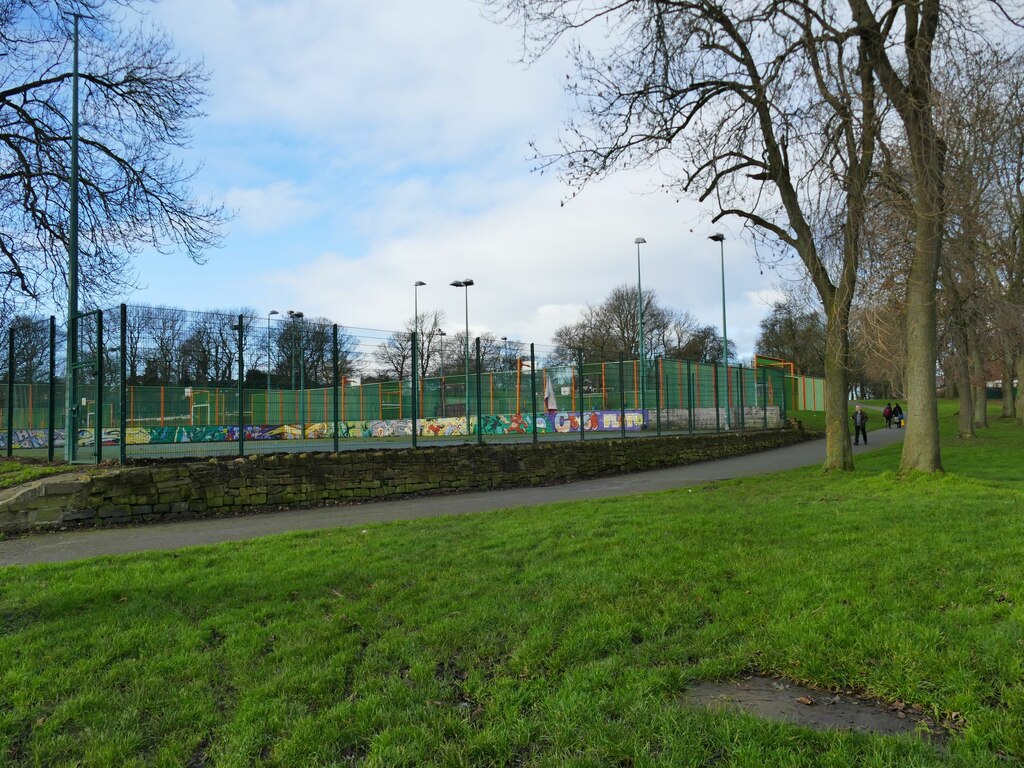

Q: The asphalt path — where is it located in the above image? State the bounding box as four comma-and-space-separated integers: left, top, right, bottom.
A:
0, 424, 905, 566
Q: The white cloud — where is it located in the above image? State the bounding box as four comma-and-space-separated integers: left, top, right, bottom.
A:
225, 181, 323, 233
261, 169, 775, 353
130, 0, 784, 362
152, 0, 566, 165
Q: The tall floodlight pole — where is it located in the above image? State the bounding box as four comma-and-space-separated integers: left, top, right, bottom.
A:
634, 237, 647, 413
450, 279, 474, 435
414, 281, 426, 372
65, 14, 85, 461
287, 310, 304, 433
266, 310, 279, 391
299, 314, 305, 431
709, 233, 731, 429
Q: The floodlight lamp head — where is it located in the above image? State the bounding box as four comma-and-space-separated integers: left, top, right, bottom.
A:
463, 279, 474, 286
414, 280, 426, 287
450, 281, 463, 288
709, 233, 725, 242
634, 237, 646, 244
269, 310, 279, 316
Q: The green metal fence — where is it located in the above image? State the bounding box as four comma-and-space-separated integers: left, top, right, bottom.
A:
0, 305, 818, 462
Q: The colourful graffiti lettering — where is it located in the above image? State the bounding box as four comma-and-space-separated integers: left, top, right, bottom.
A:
3, 408, 781, 451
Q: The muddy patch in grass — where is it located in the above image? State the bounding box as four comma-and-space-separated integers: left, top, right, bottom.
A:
685, 676, 949, 745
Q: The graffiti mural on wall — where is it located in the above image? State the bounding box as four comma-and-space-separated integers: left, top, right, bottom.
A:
0, 427, 121, 449
0, 429, 54, 449
547, 410, 645, 433
1, 410, 653, 449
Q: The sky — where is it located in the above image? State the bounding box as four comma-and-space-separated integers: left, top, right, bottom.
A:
125, 0, 788, 357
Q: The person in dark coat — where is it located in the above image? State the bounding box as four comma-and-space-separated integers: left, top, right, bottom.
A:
883, 403, 893, 428
852, 404, 869, 445
892, 403, 904, 428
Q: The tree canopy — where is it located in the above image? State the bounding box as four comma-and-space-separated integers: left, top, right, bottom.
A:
0, 0, 225, 314
756, 303, 826, 378
549, 285, 707, 365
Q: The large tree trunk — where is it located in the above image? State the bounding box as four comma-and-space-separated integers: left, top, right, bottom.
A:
952, 345, 974, 439
969, 338, 988, 428
1016, 355, 1024, 425
849, 0, 944, 473
898, 109, 944, 473
940, 261, 974, 438
822, 300, 853, 471
943, 362, 957, 399
1002, 354, 1016, 418
900, 186, 943, 469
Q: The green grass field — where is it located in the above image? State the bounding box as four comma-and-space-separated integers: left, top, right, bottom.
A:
0, 460, 86, 491
791, 399, 903, 434
1, 404, 1023, 766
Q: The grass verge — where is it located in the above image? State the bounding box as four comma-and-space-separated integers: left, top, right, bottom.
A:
0, 460, 84, 491
1, 405, 1022, 766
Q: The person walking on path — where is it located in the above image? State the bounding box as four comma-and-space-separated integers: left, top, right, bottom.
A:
892, 403, 904, 428
883, 403, 893, 428
852, 404, 869, 445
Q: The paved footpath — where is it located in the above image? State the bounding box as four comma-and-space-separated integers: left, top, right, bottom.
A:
0, 425, 905, 566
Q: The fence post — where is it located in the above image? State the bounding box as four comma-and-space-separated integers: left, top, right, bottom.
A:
655, 356, 662, 437
713, 364, 721, 433
332, 324, 340, 452
781, 371, 788, 422
411, 331, 419, 449
738, 366, 746, 430
93, 311, 103, 463
119, 304, 127, 464
237, 314, 244, 457
530, 343, 538, 445
762, 366, 768, 429
686, 360, 693, 434
475, 337, 483, 446
48, 317, 56, 461
619, 355, 626, 439
6, 327, 14, 457
577, 349, 585, 442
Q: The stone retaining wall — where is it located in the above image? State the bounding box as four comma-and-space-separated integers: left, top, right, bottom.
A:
0, 429, 812, 533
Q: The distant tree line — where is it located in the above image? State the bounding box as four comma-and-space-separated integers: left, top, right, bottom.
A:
0, 306, 362, 389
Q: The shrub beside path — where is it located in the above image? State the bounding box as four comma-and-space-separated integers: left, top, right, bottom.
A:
0, 427, 905, 566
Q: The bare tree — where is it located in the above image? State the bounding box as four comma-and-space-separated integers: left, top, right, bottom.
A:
0, 314, 51, 382
551, 285, 692, 365
372, 310, 448, 381
122, 305, 154, 385
756, 303, 826, 377
848, 0, 951, 471
987, 55, 1024, 424
141, 306, 186, 385
0, 0, 225, 313
270, 316, 357, 388
490, 0, 878, 469
416, 311, 447, 379
671, 324, 737, 365
373, 330, 413, 381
